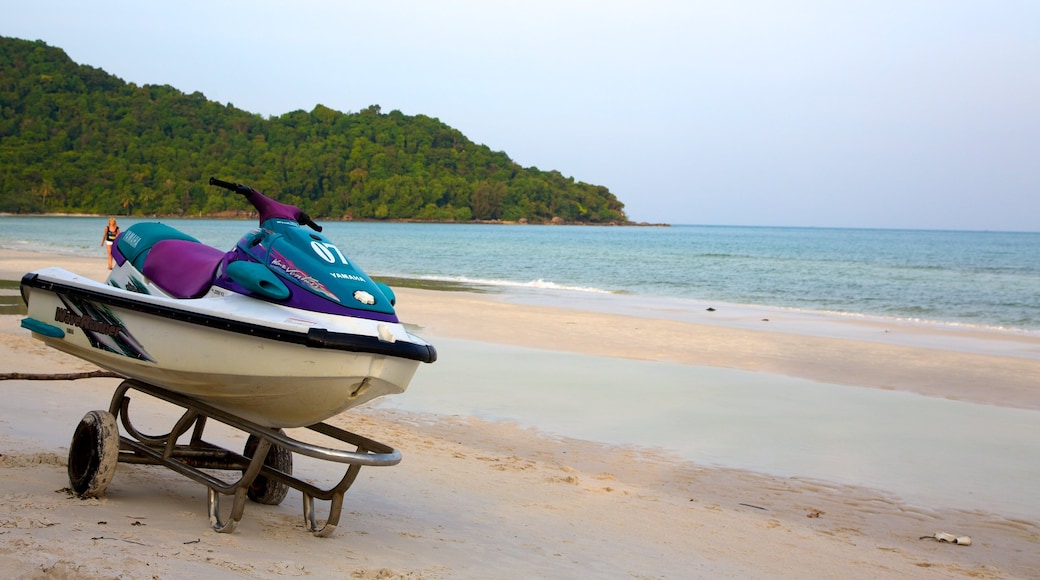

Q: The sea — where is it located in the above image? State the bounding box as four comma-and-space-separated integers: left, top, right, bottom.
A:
1, 215, 1038, 331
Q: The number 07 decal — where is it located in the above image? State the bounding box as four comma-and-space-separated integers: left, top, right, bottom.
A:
311, 241, 348, 264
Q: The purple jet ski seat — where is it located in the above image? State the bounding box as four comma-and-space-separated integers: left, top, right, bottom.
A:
142, 239, 228, 299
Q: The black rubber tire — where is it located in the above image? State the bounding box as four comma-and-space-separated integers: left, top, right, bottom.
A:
243, 432, 292, 505
67, 410, 120, 497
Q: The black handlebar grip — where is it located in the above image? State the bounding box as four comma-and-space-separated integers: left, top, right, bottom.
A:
299, 212, 323, 232
208, 177, 252, 195
208, 176, 233, 189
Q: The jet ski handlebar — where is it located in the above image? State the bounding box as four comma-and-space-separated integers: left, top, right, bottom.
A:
208, 177, 322, 232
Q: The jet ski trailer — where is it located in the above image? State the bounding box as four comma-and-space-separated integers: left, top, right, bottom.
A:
67, 377, 400, 536
19, 178, 438, 536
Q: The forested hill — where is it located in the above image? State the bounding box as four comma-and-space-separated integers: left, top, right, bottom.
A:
0, 36, 630, 224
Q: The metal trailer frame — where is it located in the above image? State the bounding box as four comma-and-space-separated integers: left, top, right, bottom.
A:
67, 378, 401, 537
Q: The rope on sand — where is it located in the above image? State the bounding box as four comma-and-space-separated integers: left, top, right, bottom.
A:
0, 370, 123, 381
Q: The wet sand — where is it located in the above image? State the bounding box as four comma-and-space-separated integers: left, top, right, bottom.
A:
1, 248, 1038, 578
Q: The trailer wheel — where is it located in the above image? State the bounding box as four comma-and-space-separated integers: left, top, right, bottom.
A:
243, 432, 292, 505
68, 410, 120, 497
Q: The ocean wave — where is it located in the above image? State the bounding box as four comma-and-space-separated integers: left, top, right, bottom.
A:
762, 304, 1039, 334
413, 275, 616, 295
0, 240, 98, 258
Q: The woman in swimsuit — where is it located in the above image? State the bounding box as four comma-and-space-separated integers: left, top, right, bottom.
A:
101, 217, 119, 270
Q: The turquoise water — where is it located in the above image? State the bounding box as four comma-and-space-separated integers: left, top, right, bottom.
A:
2, 216, 1038, 330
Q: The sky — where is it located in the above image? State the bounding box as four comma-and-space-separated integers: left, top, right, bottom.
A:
4, 1, 1039, 231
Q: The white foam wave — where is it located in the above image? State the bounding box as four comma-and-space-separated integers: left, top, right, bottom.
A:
417, 275, 614, 295
750, 303, 1040, 334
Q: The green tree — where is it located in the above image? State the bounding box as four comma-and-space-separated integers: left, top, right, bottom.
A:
0, 36, 629, 224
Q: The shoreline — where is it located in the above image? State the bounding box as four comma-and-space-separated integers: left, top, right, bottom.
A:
0, 212, 669, 227
2, 247, 1038, 577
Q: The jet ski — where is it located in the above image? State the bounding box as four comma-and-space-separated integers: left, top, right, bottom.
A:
20, 177, 437, 428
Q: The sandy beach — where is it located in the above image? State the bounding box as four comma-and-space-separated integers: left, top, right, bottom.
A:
1, 247, 1038, 578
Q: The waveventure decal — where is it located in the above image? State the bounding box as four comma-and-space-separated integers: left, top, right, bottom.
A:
55, 293, 155, 362
269, 249, 340, 303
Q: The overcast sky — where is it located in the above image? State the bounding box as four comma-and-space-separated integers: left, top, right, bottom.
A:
5, 1, 1039, 230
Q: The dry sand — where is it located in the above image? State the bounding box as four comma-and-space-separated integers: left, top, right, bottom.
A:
1, 248, 1038, 578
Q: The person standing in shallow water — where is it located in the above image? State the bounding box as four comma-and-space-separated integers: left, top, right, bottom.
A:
101, 217, 119, 269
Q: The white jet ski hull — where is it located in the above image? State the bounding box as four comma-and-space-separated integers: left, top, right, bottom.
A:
21, 267, 433, 428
